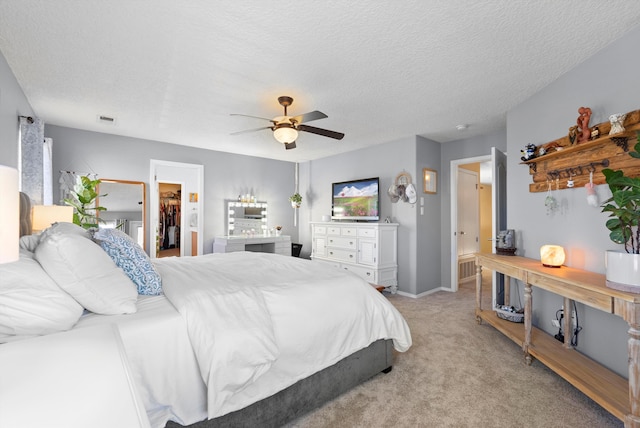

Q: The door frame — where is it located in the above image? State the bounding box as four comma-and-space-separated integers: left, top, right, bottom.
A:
450, 155, 490, 292
149, 160, 204, 258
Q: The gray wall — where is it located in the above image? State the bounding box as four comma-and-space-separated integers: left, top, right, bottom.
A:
505, 24, 640, 377
299, 135, 442, 295
0, 51, 35, 168
416, 135, 442, 294
46, 125, 296, 254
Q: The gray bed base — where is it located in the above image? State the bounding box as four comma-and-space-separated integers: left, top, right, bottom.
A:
168, 338, 393, 428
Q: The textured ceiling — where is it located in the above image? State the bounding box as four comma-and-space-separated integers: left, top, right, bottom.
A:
1, 1, 639, 162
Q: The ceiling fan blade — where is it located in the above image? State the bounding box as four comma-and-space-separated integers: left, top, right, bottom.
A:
230, 126, 273, 135
298, 124, 345, 140
284, 142, 297, 150
291, 110, 327, 124
230, 113, 275, 123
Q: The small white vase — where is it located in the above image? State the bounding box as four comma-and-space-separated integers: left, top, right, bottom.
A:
605, 250, 640, 293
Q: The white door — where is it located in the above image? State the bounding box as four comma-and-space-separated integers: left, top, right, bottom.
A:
457, 169, 479, 256
313, 237, 327, 258
491, 147, 508, 308
357, 240, 377, 265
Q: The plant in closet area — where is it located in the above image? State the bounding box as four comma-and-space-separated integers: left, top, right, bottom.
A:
289, 192, 302, 208
64, 175, 107, 229
601, 134, 640, 254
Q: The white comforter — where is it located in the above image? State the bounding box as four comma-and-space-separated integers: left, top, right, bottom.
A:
154, 251, 411, 419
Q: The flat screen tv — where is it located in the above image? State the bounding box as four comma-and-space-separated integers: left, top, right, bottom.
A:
331, 177, 380, 221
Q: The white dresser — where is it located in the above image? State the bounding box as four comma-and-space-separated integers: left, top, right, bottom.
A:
213, 235, 292, 256
310, 222, 398, 292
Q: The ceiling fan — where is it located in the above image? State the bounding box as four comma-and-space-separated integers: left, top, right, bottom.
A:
231, 96, 345, 150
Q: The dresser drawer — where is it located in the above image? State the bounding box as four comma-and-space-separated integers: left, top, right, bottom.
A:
341, 264, 376, 282
358, 227, 377, 238
313, 226, 327, 235
327, 248, 356, 262
327, 226, 341, 235
340, 227, 357, 236
327, 236, 356, 250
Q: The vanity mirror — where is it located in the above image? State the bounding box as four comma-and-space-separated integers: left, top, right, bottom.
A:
97, 179, 146, 251
226, 200, 268, 236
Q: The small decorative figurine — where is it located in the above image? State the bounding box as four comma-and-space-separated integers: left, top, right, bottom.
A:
590, 126, 599, 140
609, 113, 626, 135
568, 126, 578, 145
520, 143, 537, 161
577, 107, 592, 144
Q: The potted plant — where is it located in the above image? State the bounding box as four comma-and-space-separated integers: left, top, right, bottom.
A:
601, 134, 640, 291
64, 175, 107, 229
289, 192, 302, 209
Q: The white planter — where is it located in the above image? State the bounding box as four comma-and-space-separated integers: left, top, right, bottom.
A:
605, 250, 640, 293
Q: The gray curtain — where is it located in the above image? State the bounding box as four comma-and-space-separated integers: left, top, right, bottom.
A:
20, 116, 45, 205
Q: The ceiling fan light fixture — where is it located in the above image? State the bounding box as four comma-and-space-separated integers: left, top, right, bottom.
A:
273, 124, 298, 144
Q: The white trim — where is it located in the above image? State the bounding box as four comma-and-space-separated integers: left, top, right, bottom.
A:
149, 160, 204, 259
396, 287, 449, 299
450, 155, 490, 292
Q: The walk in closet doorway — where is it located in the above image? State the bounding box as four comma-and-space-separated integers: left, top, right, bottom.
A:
158, 182, 182, 258
150, 160, 204, 259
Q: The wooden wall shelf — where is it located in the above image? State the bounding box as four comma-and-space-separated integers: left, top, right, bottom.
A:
521, 110, 640, 193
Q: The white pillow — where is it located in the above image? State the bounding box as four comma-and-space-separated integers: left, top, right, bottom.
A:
0, 250, 84, 341
35, 232, 138, 315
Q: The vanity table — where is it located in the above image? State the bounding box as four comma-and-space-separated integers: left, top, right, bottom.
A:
216, 199, 291, 255
213, 235, 292, 256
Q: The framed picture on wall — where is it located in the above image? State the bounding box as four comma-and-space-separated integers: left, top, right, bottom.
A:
423, 168, 437, 194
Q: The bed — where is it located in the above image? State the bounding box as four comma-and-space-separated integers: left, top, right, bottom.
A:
0, 193, 412, 427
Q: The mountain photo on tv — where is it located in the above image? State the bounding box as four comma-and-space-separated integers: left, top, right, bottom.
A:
331, 177, 379, 221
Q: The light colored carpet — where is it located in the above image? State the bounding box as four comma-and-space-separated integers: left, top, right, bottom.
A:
286, 280, 624, 428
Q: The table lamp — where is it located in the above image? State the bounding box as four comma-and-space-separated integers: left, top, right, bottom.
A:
0, 165, 19, 264
540, 244, 565, 267
31, 205, 74, 233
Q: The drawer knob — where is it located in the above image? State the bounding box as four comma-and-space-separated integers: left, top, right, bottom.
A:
366, 272, 371, 276
349, 254, 353, 258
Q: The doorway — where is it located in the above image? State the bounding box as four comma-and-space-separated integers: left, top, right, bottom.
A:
149, 160, 204, 259
158, 182, 182, 258
450, 147, 507, 305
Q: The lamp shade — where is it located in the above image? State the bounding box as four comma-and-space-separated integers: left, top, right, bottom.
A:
540, 245, 565, 267
0, 165, 19, 264
273, 125, 298, 144
31, 205, 74, 232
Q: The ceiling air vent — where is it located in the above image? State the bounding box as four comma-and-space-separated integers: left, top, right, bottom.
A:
97, 115, 116, 125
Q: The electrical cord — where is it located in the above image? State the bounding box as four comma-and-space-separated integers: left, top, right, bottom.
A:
554, 305, 583, 346
572, 301, 583, 347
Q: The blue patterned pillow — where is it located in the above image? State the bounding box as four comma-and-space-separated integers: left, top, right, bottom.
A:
92, 228, 162, 295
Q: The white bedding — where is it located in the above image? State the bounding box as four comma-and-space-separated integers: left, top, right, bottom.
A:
74, 295, 208, 428
154, 251, 412, 420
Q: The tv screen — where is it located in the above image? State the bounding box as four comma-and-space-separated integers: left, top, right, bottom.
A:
331, 177, 379, 221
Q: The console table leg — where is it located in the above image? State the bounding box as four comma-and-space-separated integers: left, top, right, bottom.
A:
475, 263, 483, 324
523, 282, 532, 365
627, 324, 640, 427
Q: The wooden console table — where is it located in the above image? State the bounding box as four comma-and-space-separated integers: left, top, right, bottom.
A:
475, 253, 640, 427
